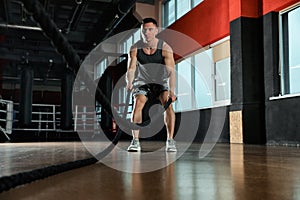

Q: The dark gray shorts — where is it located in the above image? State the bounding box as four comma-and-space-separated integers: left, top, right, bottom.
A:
132, 84, 168, 98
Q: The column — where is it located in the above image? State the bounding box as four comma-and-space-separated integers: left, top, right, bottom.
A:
229, 0, 266, 144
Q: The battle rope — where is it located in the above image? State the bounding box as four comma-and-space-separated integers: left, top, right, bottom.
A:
22, 0, 81, 73
0, 157, 97, 193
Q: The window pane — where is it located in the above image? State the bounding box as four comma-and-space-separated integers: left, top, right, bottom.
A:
164, 0, 175, 27
120, 43, 125, 54
96, 65, 101, 79
95, 58, 107, 79
133, 30, 140, 43
194, 49, 213, 108
126, 37, 133, 53
163, 0, 204, 27
215, 58, 230, 101
288, 7, 300, 94
176, 58, 193, 111
192, 0, 204, 7
177, 0, 191, 19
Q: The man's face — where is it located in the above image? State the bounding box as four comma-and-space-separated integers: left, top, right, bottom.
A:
141, 22, 158, 43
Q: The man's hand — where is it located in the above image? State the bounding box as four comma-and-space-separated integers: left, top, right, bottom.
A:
126, 83, 133, 91
168, 91, 177, 102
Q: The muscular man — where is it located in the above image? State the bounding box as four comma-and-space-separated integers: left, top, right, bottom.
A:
126, 18, 177, 152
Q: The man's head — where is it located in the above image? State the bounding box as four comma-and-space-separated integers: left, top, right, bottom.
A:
141, 18, 159, 43
142, 18, 158, 27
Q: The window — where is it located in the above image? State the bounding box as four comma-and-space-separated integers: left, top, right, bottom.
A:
176, 57, 194, 111
192, 0, 203, 7
120, 29, 140, 54
177, 0, 191, 19
215, 57, 231, 102
280, 4, 300, 95
113, 87, 133, 119
162, 0, 204, 27
194, 49, 213, 108
174, 46, 230, 112
163, 0, 175, 27
95, 58, 107, 79
118, 29, 140, 63
113, 29, 140, 116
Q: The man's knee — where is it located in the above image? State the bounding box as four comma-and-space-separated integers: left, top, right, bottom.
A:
159, 91, 169, 104
134, 95, 147, 110
165, 105, 174, 114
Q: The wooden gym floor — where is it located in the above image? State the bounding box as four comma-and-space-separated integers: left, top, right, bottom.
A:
0, 141, 300, 200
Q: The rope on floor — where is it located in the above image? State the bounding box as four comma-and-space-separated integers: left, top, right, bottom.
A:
0, 127, 127, 193
0, 157, 97, 193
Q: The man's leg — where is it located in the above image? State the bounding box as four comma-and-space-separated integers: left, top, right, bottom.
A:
160, 91, 176, 152
160, 91, 175, 139
131, 94, 147, 137
127, 94, 147, 152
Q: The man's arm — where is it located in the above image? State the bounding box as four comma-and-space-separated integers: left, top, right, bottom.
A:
126, 46, 138, 90
162, 43, 176, 101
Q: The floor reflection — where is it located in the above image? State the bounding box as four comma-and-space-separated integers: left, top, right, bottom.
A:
0, 143, 300, 200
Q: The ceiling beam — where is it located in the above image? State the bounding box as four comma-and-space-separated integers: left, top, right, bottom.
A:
0, 23, 88, 43
0, 47, 65, 65
3, 0, 10, 22
68, 0, 88, 33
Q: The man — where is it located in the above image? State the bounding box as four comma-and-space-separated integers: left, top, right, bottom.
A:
125, 17, 177, 152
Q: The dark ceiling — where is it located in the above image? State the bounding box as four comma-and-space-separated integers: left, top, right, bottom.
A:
0, 0, 151, 87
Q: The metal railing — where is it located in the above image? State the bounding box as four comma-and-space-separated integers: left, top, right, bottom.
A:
0, 98, 131, 140
13, 103, 57, 132
0, 99, 14, 140
74, 105, 101, 133
74, 103, 132, 134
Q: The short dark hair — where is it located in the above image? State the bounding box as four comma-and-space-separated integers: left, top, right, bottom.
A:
141, 18, 158, 27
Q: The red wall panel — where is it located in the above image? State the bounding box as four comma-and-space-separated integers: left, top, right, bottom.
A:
229, 0, 262, 21
263, 0, 300, 14
161, 0, 229, 58
163, 0, 299, 58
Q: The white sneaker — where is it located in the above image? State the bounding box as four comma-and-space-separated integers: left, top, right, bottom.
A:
127, 139, 141, 152
166, 139, 177, 152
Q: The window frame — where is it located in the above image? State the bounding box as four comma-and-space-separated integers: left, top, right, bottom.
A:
279, 3, 300, 96
213, 57, 231, 106
174, 44, 231, 113
94, 57, 108, 80
162, 0, 204, 27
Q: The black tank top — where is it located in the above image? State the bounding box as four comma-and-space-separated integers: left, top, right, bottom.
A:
133, 39, 169, 88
